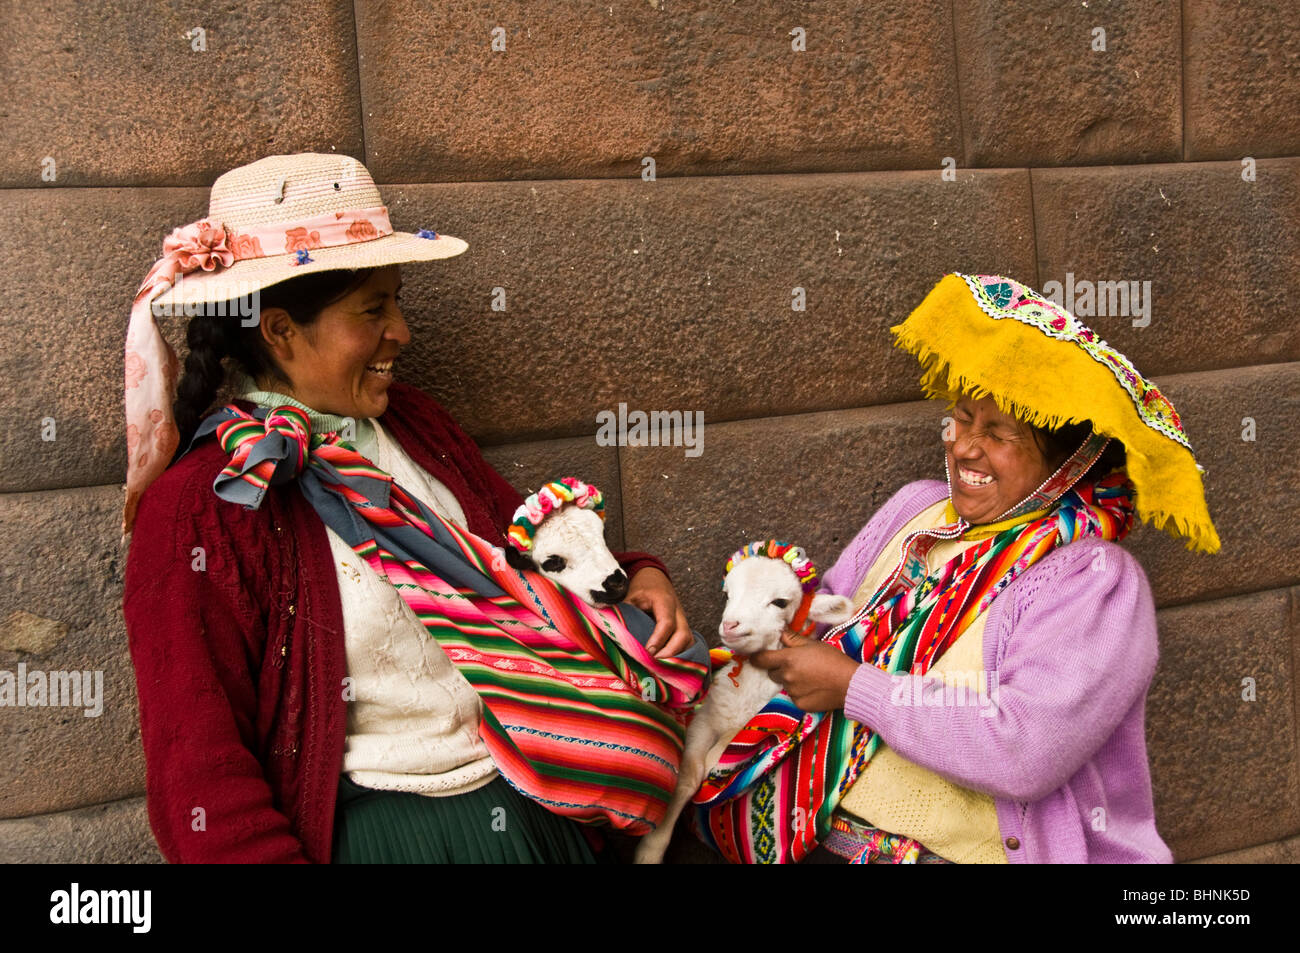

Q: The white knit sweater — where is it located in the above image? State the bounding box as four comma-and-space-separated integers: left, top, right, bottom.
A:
234, 377, 499, 796
326, 419, 498, 796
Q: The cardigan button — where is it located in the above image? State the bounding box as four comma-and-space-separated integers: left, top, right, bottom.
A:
288, 604, 296, 615
1005, 836, 1021, 850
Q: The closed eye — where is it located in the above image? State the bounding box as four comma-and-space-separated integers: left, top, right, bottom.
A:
541, 555, 566, 572
367, 290, 402, 316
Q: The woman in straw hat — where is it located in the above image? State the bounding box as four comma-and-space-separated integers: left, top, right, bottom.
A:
690, 273, 1218, 864
121, 154, 709, 863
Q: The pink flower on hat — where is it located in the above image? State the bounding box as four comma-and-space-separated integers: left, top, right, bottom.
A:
162, 220, 234, 273
229, 232, 265, 260
285, 227, 323, 253
346, 218, 379, 241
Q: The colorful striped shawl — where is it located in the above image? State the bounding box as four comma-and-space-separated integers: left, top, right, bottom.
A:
195, 404, 709, 834
691, 469, 1136, 863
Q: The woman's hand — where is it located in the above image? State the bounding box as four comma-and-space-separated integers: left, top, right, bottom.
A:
749, 631, 861, 712
625, 568, 694, 658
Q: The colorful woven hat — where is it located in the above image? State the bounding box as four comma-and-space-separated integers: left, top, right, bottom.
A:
723, 541, 819, 591
507, 477, 605, 552
891, 273, 1220, 554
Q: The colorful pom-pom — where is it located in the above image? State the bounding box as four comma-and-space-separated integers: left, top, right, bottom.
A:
722, 539, 819, 592
507, 477, 605, 552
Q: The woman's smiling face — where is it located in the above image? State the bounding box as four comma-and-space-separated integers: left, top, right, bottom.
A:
257, 265, 408, 420
944, 394, 1059, 524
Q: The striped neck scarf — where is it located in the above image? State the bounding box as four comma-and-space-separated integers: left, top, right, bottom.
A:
691, 465, 1135, 864
230, 371, 378, 458
195, 404, 709, 834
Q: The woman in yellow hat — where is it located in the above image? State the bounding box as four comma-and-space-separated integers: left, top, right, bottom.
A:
694, 273, 1218, 864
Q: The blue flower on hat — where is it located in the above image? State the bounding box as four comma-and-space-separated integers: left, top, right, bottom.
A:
293, 249, 313, 265
416, 228, 439, 240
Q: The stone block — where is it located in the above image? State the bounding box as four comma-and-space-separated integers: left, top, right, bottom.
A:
1185, 0, 1300, 160
954, 0, 1181, 167
0, 187, 208, 494
1031, 160, 1300, 379
1125, 364, 1300, 609
1, 1, 363, 187
358, 0, 961, 182
1147, 588, 1298, 861
0, 485, 144, 818
1186, 831, 1300, 864
0, 796, 161, 863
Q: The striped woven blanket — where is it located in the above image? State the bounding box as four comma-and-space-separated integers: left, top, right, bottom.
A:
200, 403, 711, 834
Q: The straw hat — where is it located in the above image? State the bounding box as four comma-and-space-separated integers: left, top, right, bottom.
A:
151, 153, 466, 308
122, 152, 467, 539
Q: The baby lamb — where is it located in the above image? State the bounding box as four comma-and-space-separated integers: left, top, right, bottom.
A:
501, 477, 629, 607
634, 540, 854, 864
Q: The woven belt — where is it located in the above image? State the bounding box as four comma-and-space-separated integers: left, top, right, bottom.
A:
822, 811, 949, 864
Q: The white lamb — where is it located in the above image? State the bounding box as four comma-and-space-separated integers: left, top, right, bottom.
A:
634, 541, 854, 864
501, 477, 629, 607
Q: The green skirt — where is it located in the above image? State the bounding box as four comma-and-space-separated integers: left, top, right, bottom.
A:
331, 774, 598, 864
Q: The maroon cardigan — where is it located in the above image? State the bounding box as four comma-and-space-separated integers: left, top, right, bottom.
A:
123, 381, 668, 863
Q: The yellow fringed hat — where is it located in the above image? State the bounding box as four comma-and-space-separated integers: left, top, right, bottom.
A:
892, 273, 1220, 554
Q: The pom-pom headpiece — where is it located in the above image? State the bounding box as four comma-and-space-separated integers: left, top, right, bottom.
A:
507, 477, 604, 552
723, 540, 819, 592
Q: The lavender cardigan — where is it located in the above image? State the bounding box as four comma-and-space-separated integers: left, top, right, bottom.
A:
828, 480, 1172, 864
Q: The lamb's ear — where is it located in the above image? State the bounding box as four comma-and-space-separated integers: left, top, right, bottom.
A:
503, 546, 536, 571
808, 593, 855, 625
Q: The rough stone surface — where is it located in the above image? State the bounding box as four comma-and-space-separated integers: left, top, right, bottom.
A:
1147, 588, 1299, 861
1031, 160, 1300, 379
357, 1, 961, 183
0, 187, 210, 494
0, 796, 161, 864
1186, 831, 1300, 864
954, 0, 1182, 167
383, 169, 1035, 444
481, 436, 626, 551
0, 485, 144, 818
1125, 364, 1300, 609
0, 1, 363, 187
1, 611, 69, 656
1184, 1, 1300, 160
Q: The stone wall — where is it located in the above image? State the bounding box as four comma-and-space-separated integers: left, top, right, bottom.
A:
1, 0, 1297, 863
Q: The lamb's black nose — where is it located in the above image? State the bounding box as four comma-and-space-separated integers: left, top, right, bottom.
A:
593, 569, 629, 605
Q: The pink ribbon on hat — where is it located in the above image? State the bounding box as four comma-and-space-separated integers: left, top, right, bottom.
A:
121, 206, 395, 540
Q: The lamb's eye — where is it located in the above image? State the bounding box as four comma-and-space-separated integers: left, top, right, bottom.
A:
541, 555, 566, 572
771, 598, 790, 609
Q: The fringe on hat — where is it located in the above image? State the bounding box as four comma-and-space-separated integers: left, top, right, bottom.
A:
891, 274, 1221, 554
